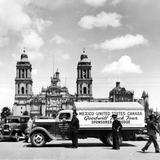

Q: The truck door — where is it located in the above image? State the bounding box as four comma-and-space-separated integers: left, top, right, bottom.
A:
56, 112, 71, 139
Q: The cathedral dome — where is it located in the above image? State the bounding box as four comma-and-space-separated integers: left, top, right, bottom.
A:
21, 53, 28, 60
20, 49, 28, 61
80, 49, 90, 62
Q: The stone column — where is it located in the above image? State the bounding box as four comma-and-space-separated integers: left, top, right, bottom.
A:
16, 69, 19, 78
28, 69, 31, 78
89, 70, 91, 78
15, 84, 18, 95
90, 84, 92, 95
19, 69, 21, 78
78, 69, 81, 78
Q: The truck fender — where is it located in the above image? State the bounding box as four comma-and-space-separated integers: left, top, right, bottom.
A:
30, 127, 55, 142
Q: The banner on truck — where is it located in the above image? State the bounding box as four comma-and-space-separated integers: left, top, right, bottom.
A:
77, 110, 145, 128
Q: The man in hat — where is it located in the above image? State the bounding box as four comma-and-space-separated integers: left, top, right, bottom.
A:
112, 114, 122, 149
70, 110, 79, 148
141, 114, 160, 153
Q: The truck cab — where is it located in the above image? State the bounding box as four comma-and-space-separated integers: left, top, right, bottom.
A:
29, 110, 73, 146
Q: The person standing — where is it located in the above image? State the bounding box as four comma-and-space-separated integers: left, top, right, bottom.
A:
70, 110, 79, 148
141, 114, 160, 153
112, 114, 122, 150
25, 116, 34, 143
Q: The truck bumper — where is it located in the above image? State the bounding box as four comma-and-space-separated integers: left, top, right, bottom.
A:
0, 134, 16, 140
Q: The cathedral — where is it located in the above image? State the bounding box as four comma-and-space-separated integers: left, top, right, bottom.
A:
13, 49, 94, 116
13, 49, 145, 117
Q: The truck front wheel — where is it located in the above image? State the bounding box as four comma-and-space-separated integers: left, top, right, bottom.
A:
101, 133, 123, 146
31, 132, 46, 147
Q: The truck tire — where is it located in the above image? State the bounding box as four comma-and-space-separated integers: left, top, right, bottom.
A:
31, 132, 46, 147
101, 133, 123, 146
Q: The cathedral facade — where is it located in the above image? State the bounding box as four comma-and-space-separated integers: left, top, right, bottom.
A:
13, 51, 74, 116
13, 49, 108, 116
13, 49, 143, 117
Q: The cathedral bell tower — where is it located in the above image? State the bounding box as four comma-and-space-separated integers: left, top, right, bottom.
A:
13, 49, 33, 115
76, 49, 93, 101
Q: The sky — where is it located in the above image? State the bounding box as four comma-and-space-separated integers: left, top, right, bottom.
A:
0, 0, 160, 111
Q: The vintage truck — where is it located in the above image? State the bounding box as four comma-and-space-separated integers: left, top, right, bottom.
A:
28, 102, 145, 147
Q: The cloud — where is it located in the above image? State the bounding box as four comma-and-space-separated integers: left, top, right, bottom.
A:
84, 0, 108, 7
31, 0, 73, 10
55, 50, 71, 61
0, 0, 47, 61
93, 34, 148, 50
111, 0, 121, 5
51, 34, 67, 45
0, 60, 3, 66
33, 18, 53, 33
0, 36, 9, 47
0, 0, 49, 51
61, 54, 70, 60
0, 86, 14, 109
102, 55, 143, 74
18, 29, 45, 61
27, 51, 44, 61
21, 30, 44, 51
32, 69, 38, 75
78, 11, 122, 29
0, 0, 31, 35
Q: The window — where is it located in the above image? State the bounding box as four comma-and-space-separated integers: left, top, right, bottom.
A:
20, 117, 29, 123
59, 113, 71, 120
19, 69, 21, 78
21, 87, 24, 94
83, 87, 87, 94
82, 70, 86, 78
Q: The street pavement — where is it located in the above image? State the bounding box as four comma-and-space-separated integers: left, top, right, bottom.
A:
0, 138, 160, 160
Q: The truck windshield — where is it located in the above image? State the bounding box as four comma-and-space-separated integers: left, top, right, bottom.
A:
20, 117, 29, 123
59, 113, 71, 120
